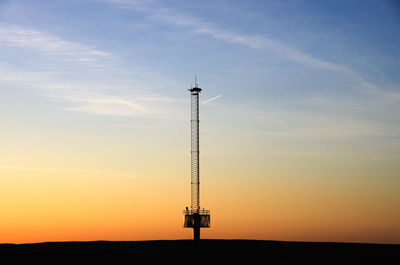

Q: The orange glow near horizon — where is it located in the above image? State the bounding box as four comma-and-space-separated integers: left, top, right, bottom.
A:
1, 162, 399, 244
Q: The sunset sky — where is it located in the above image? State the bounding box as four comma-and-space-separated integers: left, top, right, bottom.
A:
1, 0, 399, 244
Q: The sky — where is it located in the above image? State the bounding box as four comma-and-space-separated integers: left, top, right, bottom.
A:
0, 0, 399, 244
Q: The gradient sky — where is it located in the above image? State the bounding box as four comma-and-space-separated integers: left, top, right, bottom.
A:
0, 0, 399, 244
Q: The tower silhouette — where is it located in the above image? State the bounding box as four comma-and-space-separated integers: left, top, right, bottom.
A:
183, 77, 210, 240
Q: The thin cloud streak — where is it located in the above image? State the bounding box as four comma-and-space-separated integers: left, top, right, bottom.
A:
201, 94, 222, 105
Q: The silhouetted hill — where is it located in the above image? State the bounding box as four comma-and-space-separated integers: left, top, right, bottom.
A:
1, 239, 399, 264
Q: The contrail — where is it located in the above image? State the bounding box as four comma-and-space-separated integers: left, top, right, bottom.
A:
201, 94, 222, 105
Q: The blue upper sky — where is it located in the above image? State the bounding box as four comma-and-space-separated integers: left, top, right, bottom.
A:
1, 0, 399, 167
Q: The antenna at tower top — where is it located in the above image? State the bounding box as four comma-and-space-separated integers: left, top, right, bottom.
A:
189, 76, 202, 93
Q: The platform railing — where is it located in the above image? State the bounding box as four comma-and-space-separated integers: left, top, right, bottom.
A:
183, 209, 210, 215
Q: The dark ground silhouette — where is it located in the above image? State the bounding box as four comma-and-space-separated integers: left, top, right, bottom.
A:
1, 239, 399, 264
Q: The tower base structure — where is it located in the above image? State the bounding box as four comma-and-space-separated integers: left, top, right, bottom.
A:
183, 209, 210, 240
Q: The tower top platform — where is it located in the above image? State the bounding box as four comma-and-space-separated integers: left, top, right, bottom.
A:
189, 86, 202, 93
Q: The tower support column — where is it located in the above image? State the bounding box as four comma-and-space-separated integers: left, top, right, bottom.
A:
193, 214, 200, 241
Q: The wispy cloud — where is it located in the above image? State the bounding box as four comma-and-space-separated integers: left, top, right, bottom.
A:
0, 165, 138, 179
0, 23, 181, 117
104, 0, 348, 72
239, 109, 399, 139
0, 63, 177, 116
201, 94, 222, 105
104, 0, 400, 102
0, 23, 111, 62
64, 96, 149, 115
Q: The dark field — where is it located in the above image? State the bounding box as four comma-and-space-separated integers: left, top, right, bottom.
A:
1, 239, 399, 265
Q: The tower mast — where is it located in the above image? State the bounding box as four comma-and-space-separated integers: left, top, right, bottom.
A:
183, 77, 210, 240
191, 76, 200, 213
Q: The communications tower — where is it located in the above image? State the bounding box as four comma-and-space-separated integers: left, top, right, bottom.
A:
183, 78, 210, 241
